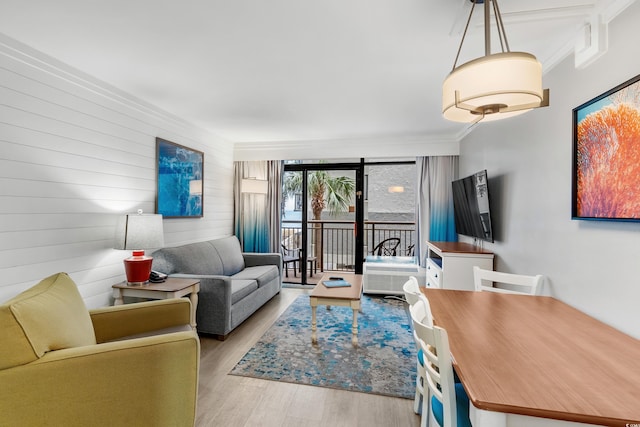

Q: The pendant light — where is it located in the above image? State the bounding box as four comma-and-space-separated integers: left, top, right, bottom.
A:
442, 0, 549, 123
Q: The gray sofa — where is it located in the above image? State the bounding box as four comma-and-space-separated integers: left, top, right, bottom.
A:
151, 236, 282, 339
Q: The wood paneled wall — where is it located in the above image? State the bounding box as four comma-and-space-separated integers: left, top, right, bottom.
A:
0, 35, 234, 308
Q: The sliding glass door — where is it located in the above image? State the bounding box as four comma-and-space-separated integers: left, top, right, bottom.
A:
282, 161, 363, 285
281, 158, 416, 285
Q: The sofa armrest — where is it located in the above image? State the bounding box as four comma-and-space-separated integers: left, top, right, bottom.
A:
0, 331, 199, 426
168, 274, 234, 336
243, 252, 283, 276
90, 299, 192, 344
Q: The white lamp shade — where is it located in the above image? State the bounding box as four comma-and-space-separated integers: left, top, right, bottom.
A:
114, 213, 164, 250
241, 178, 268, 194
442, 52, 546, 123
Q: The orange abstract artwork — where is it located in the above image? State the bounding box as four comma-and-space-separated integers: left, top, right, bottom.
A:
576, 85, 640, 219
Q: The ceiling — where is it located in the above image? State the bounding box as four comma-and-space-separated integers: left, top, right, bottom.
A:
0, 0, 620, 144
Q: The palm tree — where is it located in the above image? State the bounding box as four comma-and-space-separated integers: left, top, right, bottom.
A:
283, 170, 355, 264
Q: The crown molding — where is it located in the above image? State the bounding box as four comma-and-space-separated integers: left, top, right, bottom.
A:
0, 32, 217, 141
574, 0, 636, 68
233, 133, 462, 161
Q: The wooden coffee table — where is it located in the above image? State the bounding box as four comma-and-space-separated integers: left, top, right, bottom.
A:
112, 278, 200, 329
310, 273, 363, 346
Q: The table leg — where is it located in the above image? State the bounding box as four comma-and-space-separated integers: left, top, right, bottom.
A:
189, 291, 198, 329
113, 289, 124, 306
311, 303, 318, 344
351, 307, 358, 346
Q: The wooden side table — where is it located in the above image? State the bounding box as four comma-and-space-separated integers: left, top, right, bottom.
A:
112, 278, 200, 329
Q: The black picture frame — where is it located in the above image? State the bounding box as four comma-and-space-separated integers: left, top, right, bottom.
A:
571, 74, 640, 221
156, 138, 204, 218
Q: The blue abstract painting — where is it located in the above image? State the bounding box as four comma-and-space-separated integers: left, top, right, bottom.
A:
156, 138, 203, 218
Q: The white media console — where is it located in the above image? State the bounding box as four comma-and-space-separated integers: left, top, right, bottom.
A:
426, 241, 494, 291
363, 256, 425, 295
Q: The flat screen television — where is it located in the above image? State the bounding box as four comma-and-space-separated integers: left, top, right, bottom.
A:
452, 170, 493, 242
572, 73, 640, 221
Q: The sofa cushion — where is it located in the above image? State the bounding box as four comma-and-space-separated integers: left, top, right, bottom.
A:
0, 272, 96, 370
231, 280, 259, 305
152, 241, 224, 275
210, 236, 246, 276
211, 236, 246, 276
232, 265, 280, 288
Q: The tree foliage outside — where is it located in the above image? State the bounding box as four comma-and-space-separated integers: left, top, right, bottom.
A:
283, 170, 355, 261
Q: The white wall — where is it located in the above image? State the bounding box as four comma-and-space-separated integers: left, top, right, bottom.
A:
0, 35, 234, 309
458, 1, 640, 338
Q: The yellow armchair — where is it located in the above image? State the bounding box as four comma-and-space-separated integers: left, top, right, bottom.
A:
0, 273, 200, 427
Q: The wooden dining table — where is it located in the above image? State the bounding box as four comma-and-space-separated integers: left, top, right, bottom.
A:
421, 288, 640, 427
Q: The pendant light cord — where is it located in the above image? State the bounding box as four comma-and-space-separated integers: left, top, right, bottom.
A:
451, 0, 477, 71
450, 0, 511, 71
492, 0, 510, 53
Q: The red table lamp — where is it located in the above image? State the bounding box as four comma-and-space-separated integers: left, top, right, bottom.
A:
114, 210, 164, 285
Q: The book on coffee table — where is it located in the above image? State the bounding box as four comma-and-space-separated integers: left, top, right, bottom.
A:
322, 279, 351, 288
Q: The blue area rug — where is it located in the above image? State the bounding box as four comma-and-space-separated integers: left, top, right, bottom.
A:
229, 294, 416, 399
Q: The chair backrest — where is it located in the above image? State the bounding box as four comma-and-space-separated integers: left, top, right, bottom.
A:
371, 237, 401, 256
406, 243, 415, 257
403, 276, 433, 325
404, 277, 435, 376
281, 244, 300, 256
402, 276, 421, 306
473, 266, 543, 295
410, 298, 457, 427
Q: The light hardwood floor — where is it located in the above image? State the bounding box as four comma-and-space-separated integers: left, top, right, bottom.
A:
195, 288, 420, 427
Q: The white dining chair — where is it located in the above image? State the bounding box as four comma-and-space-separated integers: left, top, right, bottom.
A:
473, 266, 543, 295
403, 275, 422, 306
403, 276, 431, 424
410, 298, 472, 427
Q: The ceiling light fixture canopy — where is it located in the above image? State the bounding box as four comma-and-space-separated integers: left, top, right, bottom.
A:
442, 0, 549, 123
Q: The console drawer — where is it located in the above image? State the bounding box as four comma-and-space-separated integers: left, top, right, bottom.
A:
426, 258, 442, 288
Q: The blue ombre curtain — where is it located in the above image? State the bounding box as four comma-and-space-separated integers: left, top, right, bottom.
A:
234, 161, 282, 253
415, 156, 458, 267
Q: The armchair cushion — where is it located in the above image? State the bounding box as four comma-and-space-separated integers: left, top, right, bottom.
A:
0, 272, 96, 370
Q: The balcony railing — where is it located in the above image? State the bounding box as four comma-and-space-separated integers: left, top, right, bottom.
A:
282, 219, 416, 272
